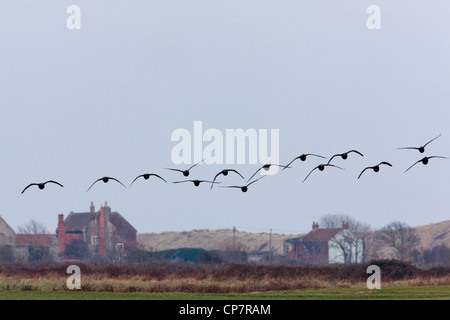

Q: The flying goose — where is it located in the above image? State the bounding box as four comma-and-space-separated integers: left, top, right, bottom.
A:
404, 156, 448, 173
22, 180, 64, 194
398, 134, 441, 153
129, 173, 167, 187
303, 164, 344, 182
211, 169, 245, 189
247, 164, 290, 182
163, 159, 203, 177
172, 179, 217, 187
283, 153, 326, 170
87, 177, 126, 192
358, 162, 392, 179
327, 150, 364, 164
221, 176, 265, 193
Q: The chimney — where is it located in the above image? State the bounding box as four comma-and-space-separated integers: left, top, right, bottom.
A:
312, 222, 319, 231
90, 202, 95, 213
342, 221, 349, 230
104, 201, 110, 223
57, 214, 65, 254
98, 206, 106, 257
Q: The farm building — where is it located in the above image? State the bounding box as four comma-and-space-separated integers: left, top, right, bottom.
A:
0, 202, 137, 263
0, 215, 60, 262
0, 216, 15, 246
57, 202, 137, 261
284, 221, 364, 264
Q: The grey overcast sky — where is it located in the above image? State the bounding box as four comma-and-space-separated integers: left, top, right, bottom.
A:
0, 1, 449, 235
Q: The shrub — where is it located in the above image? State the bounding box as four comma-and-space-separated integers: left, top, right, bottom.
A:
366, 259, 420, 280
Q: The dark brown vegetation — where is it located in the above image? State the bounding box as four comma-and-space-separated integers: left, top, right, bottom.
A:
0, 260, 448, 294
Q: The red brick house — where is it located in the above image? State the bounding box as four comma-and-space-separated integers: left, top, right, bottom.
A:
0, 203, 137, 263
285, 221, 363, 264
57, 202, 137, 261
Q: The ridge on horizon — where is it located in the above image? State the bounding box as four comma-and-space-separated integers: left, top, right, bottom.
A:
137, 219, 450, 255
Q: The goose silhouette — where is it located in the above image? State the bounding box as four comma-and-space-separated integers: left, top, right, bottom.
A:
358, 162, 392, 179
221, 176, 265, 193
327, 150, 363, 164
404, 156, 448, 173
303, 164, 344, 182
21, 180, 64, 194
247, 164, 290, 182
163, 159, 203, 177
87, 177, 126, 192
211, 169, 245, 189
398, 134, 441, 153
283, 153, 326, 170
129, 173, 167, 187
172, 180, 217, 187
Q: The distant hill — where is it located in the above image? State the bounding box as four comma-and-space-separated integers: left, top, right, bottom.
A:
414, 220, 450, 248
137, 229, 302, 255
137, 220, 450, 256
364, 220, 450, 260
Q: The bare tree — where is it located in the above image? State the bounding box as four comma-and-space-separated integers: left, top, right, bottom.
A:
320, 214, 349, 229
378, 221, 420, 262
320, 214, 370, 233
416, 244, 450, 268
17, 220, 49, 234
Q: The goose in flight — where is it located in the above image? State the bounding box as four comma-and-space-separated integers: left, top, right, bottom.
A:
327, 150, 363, 164
163, 159, 203, 177
283, 153, 326, 170
129, 173, 167, 188
211, 169, 245, 189
398, 134, 441, 153
303, 164, 344, 182
221, 176, 265, 193
21, 180, 64, 194
87, 177, 126, 192
404, 156, 448, 173
358, 162, 392, 179
172, 179, 217, 187
247, 164, 290, 182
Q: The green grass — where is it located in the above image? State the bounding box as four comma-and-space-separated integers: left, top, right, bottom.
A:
0, 286, 448, 300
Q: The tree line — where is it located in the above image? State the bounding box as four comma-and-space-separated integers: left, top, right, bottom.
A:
1, 217, 449, 268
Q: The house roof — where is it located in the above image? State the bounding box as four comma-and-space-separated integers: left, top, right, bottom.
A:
15, 234, 52, 247
285, 228, 344, 245
109, 212, 137, 234
302, 229, 343, 242
63, 209, 137, 235
64, 212, 95, 232
0, 216, 15, 235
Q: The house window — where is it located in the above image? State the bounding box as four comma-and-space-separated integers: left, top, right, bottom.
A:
91, 236, 99, 245
116, 243, 124, 251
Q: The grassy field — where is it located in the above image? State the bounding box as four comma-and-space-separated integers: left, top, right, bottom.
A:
1, 285, 449, 300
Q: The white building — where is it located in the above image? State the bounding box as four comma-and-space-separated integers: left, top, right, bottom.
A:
285, 222, 364, 264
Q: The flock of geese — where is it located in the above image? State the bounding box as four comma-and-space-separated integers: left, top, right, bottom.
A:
21, 134, 447, 194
